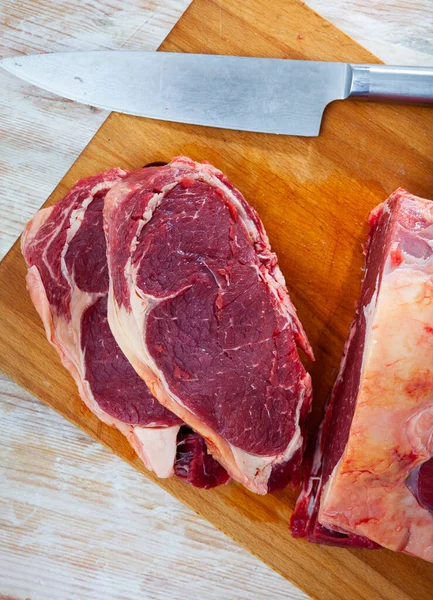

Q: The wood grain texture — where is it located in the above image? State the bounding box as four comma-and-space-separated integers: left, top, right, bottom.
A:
2, 1, 433, 599
0, 373, 303, 600
306, 0, 433, 66
0, 0, 192, 260
0, 0, 431, 600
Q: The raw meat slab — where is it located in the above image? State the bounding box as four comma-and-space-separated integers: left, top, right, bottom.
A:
104, 156, 312, 494
21, 168, 228, 486
292, 189, 433, 562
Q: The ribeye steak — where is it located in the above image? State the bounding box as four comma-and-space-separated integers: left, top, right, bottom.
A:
21, 169, 228, 487
104, 156, 313, 494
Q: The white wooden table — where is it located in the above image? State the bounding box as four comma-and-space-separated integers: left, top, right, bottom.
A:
1, 2, 432, 599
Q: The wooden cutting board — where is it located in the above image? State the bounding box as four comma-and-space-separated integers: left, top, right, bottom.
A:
1, 1, 433, 598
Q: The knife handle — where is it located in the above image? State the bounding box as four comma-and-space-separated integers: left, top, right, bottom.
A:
348, 64, 433, 103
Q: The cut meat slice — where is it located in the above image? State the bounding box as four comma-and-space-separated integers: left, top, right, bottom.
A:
21, 170, 179, 476
22, 170, 228, 486
104, 156, 313, 494
291, 189, 433, 563
174, 427, 230, 489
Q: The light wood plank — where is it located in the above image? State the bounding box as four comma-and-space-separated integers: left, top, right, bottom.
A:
0, 0, 192, 260
0, 373, 305, 600
306, 1, 433, 66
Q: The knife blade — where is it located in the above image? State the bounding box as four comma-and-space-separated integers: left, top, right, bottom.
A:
2, 51, 433, 136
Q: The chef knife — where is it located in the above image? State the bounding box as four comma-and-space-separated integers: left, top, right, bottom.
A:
2, 51, 433, 136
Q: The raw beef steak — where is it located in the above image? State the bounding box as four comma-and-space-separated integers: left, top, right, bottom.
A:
21, 169, 228, 487
292, 189, 433, 562
104, 156, 313, 494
